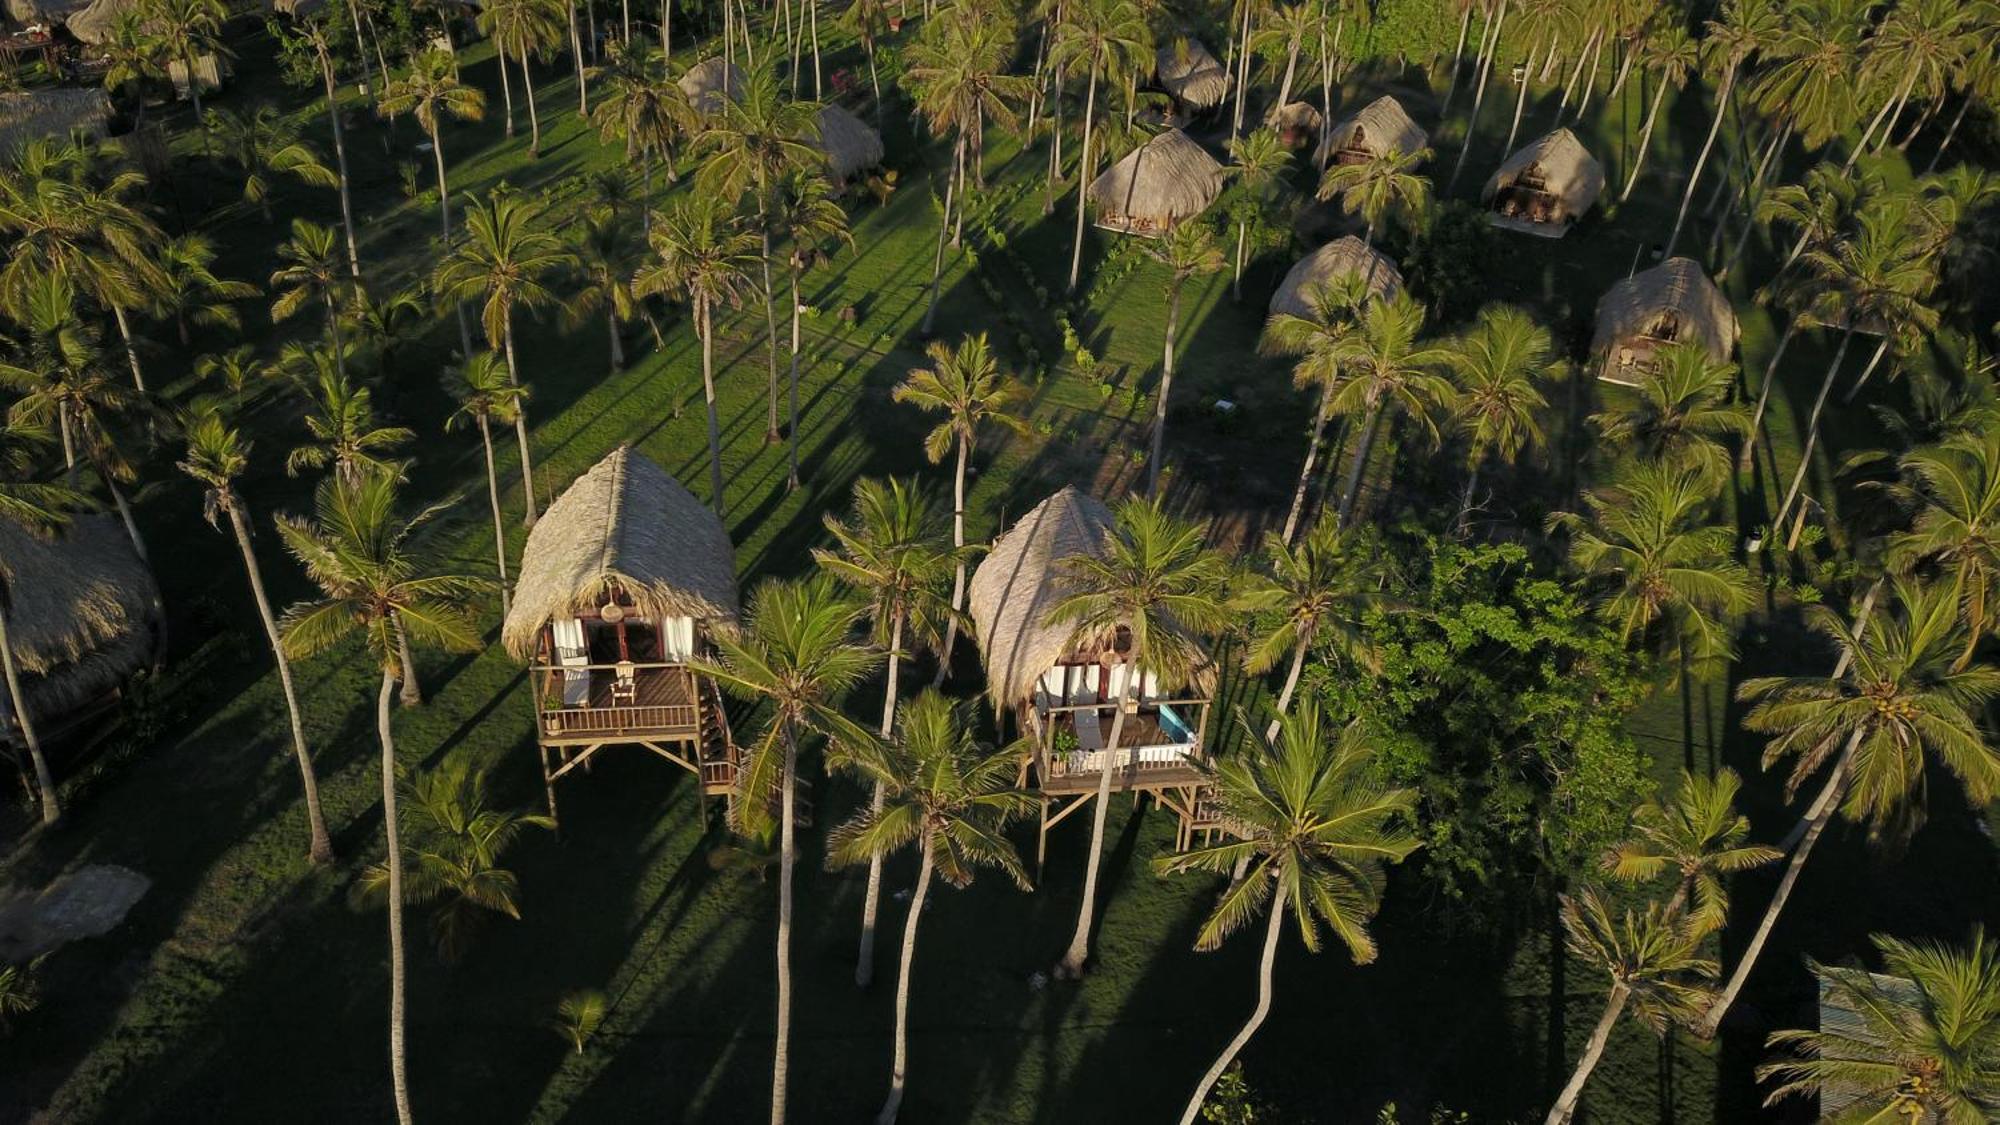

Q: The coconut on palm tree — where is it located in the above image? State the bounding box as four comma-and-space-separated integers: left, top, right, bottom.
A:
1156, 701, 1419, 1125
1318, 145, 1433, 248
1602, 769, 1781, 937
283, 358, 413, 488
1239, 520, 1388, 741
1445, 304, 1563, 529
444, 353, 528, 617
1142, 222, 1225, 498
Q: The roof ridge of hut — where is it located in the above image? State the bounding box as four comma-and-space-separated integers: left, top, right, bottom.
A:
814, 102, 884, 183
1317, 94, 1428, 165
1268, 236, 1405, 319
967, 486, 1115, 706
1088, 128, 1224, 235
1590, 256, 1738, 363
0, 514, 161, 720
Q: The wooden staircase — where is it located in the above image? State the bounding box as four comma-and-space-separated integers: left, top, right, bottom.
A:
700, 677, 813, 827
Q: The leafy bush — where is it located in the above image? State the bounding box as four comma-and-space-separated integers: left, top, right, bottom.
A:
1403, 201, 1500, 328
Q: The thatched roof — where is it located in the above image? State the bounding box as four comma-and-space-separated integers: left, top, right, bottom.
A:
1481, 128, 1604, 225
1816, 969, 1926, 1118
1591, 257, 1737, 361
814, 103, 882, 182
63, 0, 134, 44
501, 448, 738, 660
967, 487, 1114, 706
1267, 100, 1323, 135
678, 57, 744, 117
1268, 236, 1404, 319
0, 89, 111, 158
1155, 37, 1229, 109
3, 0, 88, 23
0, 515, 160, 721
1316, 95, 1428, 164
1088, 128, 1223, 234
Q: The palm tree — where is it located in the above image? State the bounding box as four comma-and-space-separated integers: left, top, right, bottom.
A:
0, 419, 87, 825
1259, 276, 1369, 542
828, 690, 1035, 1124
1142, 222, 1225, 497
205, 104, 338, 222
176, 407, 334, 863
1616, 25, 1696, 203
1886, 425, 2000, 663
1853, 0, 1975, 160
282, 11, 364, 278
1048, 499, 1232, 977
813, 476, 960, 988
1589, 341, 1751, 484
1239, 521, 1387, 741
1223, 129, 1292, 301
147, 234, 257, 347
697, 576, 880, 1125
1156, 701, 1420, 1125
1664, 0, 1781, 256
1544, 889, 1717, 1124
1318, 145, 1433, 248
99, 9, 162, 132
137, 0, 228, 140
1603, 769, 1781, 937
1702, 579, 2000, 1036
563, 208, 642, 374
1759, 928, 2000, 1118
432, 188, 575, 529
379, 50, 486, 345
1747, 0, 1868, 159
1547, 462, 1754, 665
840, 0, 893, 121
270, 219, 356, 378
347, 285, 428, 375
1052, 0, 1150, 292
1445, 304, 1562, 528
480, 0, 565, 155
588, 39, 693, 218
445, 354, 528, 617
633, 195, 760, 517
0, 273, 134, 486
891, 333, 1030, 677
1322, 292, 1458, 526
278, 474, 487, 1125
772, 170, 852, 488
693, 67, 822, 446
284, 357, 413, 487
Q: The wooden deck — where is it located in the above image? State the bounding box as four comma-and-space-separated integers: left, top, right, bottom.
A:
535, 663, 700, 745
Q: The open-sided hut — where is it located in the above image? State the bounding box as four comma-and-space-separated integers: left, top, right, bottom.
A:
0, 88, 110, 157
967, 487, 1217, 860
0, 515, 162, 747
813, 103, 883, 186
1481, 128, 1604, 237
1268, 235, 1404, 320
1087, 128, 1223, 237
501, 447, 741, 823
1154, 36, 1228, 112
1591, 257, 1737, 385
1315, 95, 1426, 167
678, 57, 744, 118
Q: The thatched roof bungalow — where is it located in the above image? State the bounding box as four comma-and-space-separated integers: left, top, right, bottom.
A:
0, 515, 161, 741
814, 103, 883, 185
1268, 236, 1404, 320
678, 57, 744, 118
60, 0, 130, 44
1154, 37, 1229, 111
0, 89, 111, 157
969, 487, 1114, 710
1316, 95, 1427, 167
1267, 100, 1323, 149
1087, 128, 1223, 236
1481, 128, 1603, 237
1591, 257, 1737, 385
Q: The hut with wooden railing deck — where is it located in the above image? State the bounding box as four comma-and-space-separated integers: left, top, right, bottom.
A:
501, 447, 740, 826
967, 487, 1217, 866
1591, 257, 1737, 386
1315, 95, 1427, 168
1481, 128, 1603, 238
1087, 127, 1224, 237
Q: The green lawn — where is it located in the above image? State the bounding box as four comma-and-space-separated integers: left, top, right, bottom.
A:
2, 15, 1996, 1125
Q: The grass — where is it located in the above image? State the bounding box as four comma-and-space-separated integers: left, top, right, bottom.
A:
1, 15, 1996, 1125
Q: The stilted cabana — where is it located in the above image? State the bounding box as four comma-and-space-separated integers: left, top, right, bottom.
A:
1315, 95, 1427, 167
1087, 128, 1224, 237
1481, 128, 1603, 237
678, 57, 744, 118
1154, 36, 1228, 113
813, 103, 883, 187
1268, 235, 1404, 319
967, 487, 1217, 864
501, 447, 741, 825
0, 515, 162, 750
0, 88, 110, 157
1591, 257, 1737, 386
1266, 100, 1324, 149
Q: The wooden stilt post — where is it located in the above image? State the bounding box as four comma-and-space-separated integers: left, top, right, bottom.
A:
1036, 797, 1050, 878
540, 743, 561, 836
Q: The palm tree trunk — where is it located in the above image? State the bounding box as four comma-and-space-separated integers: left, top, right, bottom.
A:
326, 292, 349, 379
477, 416, 511, 616
110, 305, 145, 392
1843, 70, 1915, 172
761, 225, 782, 443
771, 721, 801, 1125
1057, 656, 1134, 977
227, 501, 332, 862
1449, 0, 1509, 191
1175, 880, 1288, 1125
699, 300, 726, 517
1044, 64, 1065, 215
0, 609, 60, 826
569, 0, 590, 115
1840, 335, 1895, 405
318, 44, 363, 279
1618, 71, 1668, 202
104, 477, 150, 568
375, 663, 414, 1125
1739, 319, 1798, 474
428, 127, 475, 359
1555, 27, 1598, 122
1274, 39, 1300, 116
876, 834, 934, 1125
809, 0, 823, 98
521, 54, 543, 156
1503, 34, 1544, 158
787, 264, 803, 489
1772, 327, 1856, 534
1455, 461, 1482, 532
1261, 637, 1310, 744
857, 609, 905, 988
609, 307, 626, 370
1664, 63, 1736, 258
920, 137, 962, 336
1698, 728, 1859, 1038
932, 437, 969, 687
498, 43, 516, 136
1148, 280, 1182, 498
1228, 0, 1253, 141
1923, 94, 1974, 174
660, 0, 671, 57
1067, 64, 1101, 294
1231, 220, 1246, 301
1543, 983, 1630, 1124
1336, 403, 1384, 526
501, 322, 541, 527
1439, 4, 1474, 120
1281, 386, 1330, 543
396, 620, 423, 708
1571, 27, 1607, 121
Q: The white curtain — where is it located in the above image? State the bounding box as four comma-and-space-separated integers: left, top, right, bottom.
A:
659, 616, 696, 662
552, 618, 590, 706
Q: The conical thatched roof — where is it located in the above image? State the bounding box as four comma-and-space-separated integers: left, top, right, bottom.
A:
1268, 236, 1404, 319
1591, 257, 1737, 362
967, 487, 1114, 707
1316, 96, 1428, 165
501, 447, 738, 660
63, 0, 136, 44
1267, 100, 1323, 136
1155, 37, 1229, 109
1481, 128, 1604, 227
814, 103, 883, 182
0, 89, 111, 158
1088, 128, 1223, 235
0, 515, 160, 721
4, 0, 89, 23
678, 57, 745, 117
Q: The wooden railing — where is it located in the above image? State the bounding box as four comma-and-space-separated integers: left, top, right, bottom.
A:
532, 661, 700, 739
1037, 697, 1207, 780
542, 703, 698, 737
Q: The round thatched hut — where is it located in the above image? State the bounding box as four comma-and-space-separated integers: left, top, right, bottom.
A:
1315, 95, 1428, 167
1591, 257, 1738, 386
0, 515, 162, 745
1268, 236, 1404, 320
1154, 36, 1229, 112
1481, 128, 1604, 237
1266, 101, 1324, 149
502, 447, 741, 819
814, 103, 883, 186
678, 57, 745, 118
0, 89, 111, 158
1087, 128, 1224, 236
